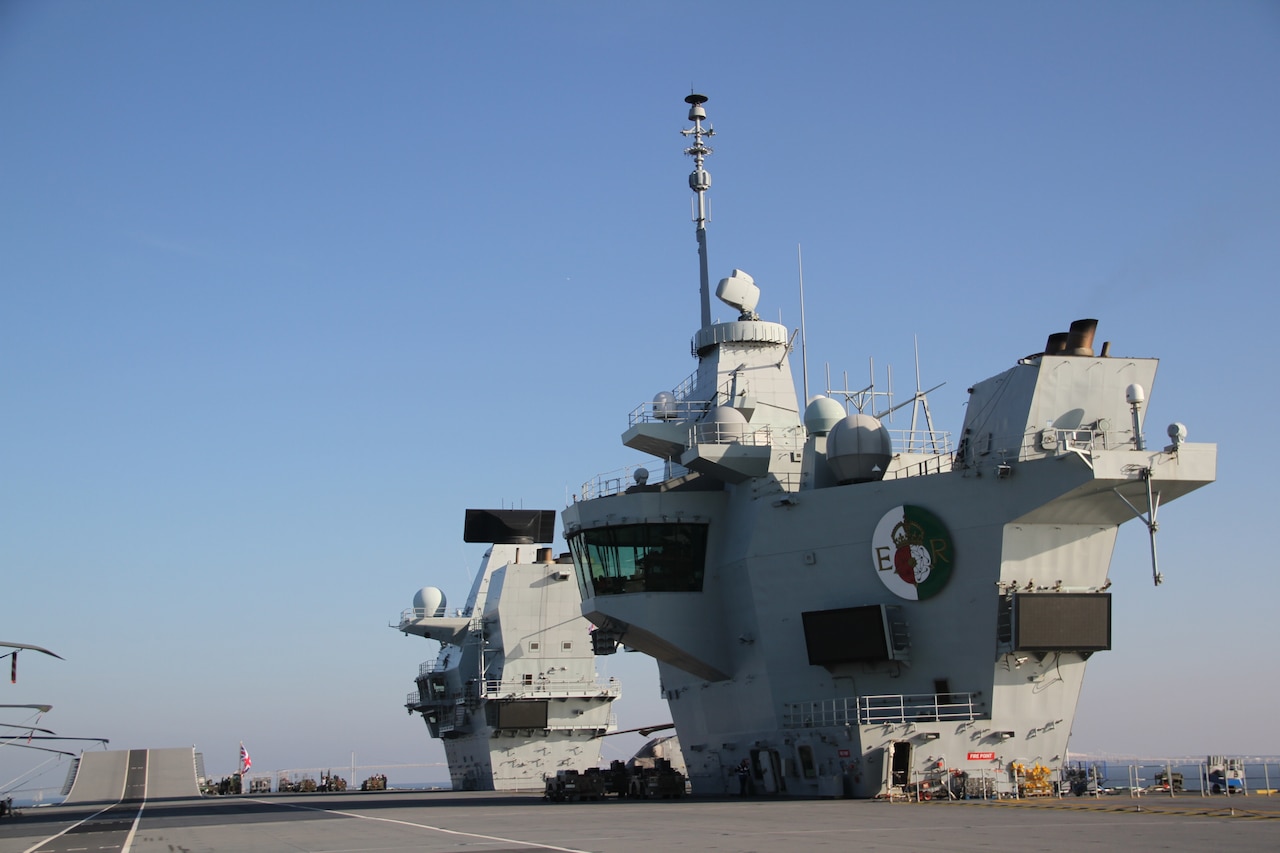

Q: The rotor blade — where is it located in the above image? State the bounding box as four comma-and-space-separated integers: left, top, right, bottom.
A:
0, 704, 53, 713
0, 722, 56, 735
1, 742, 76, 757
0, 642, 64, 660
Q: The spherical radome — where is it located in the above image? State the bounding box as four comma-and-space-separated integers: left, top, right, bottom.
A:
412, 586, 447, 618
804, 395, 846, 436
653, 391, 678, 421
826, 414, 893, 484
697, 405, 749, 444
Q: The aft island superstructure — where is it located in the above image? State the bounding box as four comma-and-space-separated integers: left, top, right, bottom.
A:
561, 94, 1216, 798
396, 509, 619, 791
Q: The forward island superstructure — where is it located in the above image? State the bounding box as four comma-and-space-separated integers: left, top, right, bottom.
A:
561, 95, 1216, 798
396, 509, 619, 791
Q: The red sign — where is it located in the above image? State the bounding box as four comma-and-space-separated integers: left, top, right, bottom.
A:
966, 751, 996, 761
837, 749, 851, 758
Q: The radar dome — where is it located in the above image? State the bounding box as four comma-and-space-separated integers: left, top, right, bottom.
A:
716, 269, 760, 315
696, 405, 749, 444
653, 391, 678, 421
412, 586, 447, 618
826, 414, 893, 484
804, 396, 846, 436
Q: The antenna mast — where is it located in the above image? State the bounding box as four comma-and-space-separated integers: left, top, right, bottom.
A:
798, 244, 809, 404
682, 93, 715, 329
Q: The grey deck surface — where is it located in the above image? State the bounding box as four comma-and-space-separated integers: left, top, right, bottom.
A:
62, 747, 199, 804
4, 790, 1279, 853
61, 749, 130, 804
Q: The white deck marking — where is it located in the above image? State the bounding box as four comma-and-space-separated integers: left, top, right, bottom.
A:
21, 803, 118, 853
251, 797, 594, 853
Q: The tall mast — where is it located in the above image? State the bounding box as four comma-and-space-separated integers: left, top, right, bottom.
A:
682, 93, 715, 329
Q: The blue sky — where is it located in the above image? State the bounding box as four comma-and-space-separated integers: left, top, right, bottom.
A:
2, 1, 1277, 791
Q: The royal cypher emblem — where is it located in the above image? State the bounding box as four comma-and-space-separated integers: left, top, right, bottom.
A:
872, 505, 954, 600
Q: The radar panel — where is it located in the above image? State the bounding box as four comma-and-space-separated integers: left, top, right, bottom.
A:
1013, 593, 1111, 652
488, 700, 550, 729
463, 509, 556, 545
802, 605, 893, 665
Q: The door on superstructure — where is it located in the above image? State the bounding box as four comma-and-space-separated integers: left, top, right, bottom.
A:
751, 748, 784, 794
889, 741, 912, 789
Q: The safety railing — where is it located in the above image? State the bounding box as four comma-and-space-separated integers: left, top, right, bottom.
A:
781, 696, 859, 728
888, 429, 953, 456
629, 370, 759, 427
686, 422, 774, 446
395, 611, 481, 632
782, 692, 981, 729
577, 462, 691, 500
956, 425, 1141, 470
884, 452, 953, 480
480, 677, 621, 700
857, 692, 981, 724
628, 397, 713, 426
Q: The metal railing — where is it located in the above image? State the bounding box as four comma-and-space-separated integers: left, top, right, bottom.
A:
628, 397, 713, 426
395, 611, 481, 631
480, 677, 622, 700
578, 462, 683, 501
782, 696, 860, 728
884, 452, 953, 480
857, 692, 981, 724
782, 692, 982, 728
687, 422, 774, 446
407, 676, 621, 708
959, 425, 1147, 469
888, 429, 953, 456
628, 371, 756, 427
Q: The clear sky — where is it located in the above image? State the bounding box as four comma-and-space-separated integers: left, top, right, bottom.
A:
3, 1, 1277, 793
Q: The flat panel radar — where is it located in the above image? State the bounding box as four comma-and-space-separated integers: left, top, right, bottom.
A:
489, 700, 551, 729
1013, 593, 1112, 652
802, 605, 893, 665
462, 509, 556, 545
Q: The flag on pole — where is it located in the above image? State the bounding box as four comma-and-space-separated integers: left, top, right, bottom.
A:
240, 743, 252, 775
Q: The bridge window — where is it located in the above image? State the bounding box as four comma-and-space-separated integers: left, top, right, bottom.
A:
568, 523, 708, 595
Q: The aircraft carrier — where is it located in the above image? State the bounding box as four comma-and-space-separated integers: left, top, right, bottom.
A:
1, 92, 1241, 852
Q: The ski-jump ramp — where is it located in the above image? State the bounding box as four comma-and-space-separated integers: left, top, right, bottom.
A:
63, 747, 201, 803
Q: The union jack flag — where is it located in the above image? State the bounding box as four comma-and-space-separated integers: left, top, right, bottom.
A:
240, 743, 252, 774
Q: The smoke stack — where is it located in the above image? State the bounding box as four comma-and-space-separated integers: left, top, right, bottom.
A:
1044, 332, 1070, 355
1065, 319, 1098, 356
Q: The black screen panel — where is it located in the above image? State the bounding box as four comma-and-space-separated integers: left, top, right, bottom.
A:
802, 606, 890, 665
1014, 593, 1111, 652
492, 700, 550, 729
463, 509, 556, 544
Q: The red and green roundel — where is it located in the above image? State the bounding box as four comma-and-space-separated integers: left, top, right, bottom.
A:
872, 505, 955, 600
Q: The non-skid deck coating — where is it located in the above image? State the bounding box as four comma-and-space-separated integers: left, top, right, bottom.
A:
4, 790, 1279, 853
